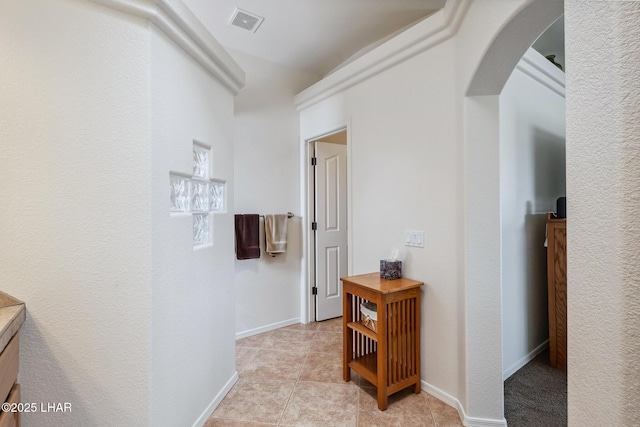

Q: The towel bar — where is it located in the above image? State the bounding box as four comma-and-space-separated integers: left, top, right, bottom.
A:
259, 212, 294, 219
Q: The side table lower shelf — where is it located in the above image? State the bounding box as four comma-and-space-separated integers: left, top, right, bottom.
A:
349, 352, 378, 385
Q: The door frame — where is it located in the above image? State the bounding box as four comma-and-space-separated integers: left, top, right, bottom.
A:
301, 124, 352, 323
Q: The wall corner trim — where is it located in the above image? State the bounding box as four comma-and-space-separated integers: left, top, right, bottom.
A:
192, 371, 239, 427
421, 381, 507, 427
293, 0, 469, 111
88, 0, 246, 94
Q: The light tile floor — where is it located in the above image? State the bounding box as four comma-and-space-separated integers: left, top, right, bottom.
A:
206, 317, 463, 427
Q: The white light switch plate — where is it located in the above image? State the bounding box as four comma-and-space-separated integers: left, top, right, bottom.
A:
405, 230, 425, 248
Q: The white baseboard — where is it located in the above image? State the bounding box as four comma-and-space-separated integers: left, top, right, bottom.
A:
462, 413, 508, 427
193, 371, 239, 427
235, 317, 301, 340
502, 340, 549, 381
421, 381, 507, 427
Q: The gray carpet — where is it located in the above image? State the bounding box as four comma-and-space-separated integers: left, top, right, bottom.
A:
504, 349, 567, 427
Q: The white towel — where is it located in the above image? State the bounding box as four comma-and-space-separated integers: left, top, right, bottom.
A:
265, 214, 288, 256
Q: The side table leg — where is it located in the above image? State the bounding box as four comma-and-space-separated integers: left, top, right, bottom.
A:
377, 298, 388, 410
377, 387, 388, 411
343, 290, 352, 382
413, 295, 421, 394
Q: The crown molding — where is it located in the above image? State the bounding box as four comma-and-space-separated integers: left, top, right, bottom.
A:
516, 48, 565, 98
294, 0, 469, 111
88, 0, 245, 94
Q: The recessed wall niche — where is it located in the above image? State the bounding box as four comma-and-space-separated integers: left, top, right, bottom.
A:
170, 141, 226, 247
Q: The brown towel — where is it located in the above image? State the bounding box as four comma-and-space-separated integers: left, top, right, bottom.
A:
265, 214, 288, 256
235, 214, 260, 260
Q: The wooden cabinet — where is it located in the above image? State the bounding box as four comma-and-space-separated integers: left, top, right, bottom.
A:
0, 384, 20, 427
0, 334, 20, 427
547, 214, 567, 371
0, 292, 25, 427
342, 273, 424, 410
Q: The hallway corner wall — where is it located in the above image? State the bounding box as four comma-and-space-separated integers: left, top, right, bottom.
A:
149, 26, 238, 427
0, 1, 152, 425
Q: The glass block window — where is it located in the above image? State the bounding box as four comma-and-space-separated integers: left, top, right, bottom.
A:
192, 143, 209, 179
190, 180, 210, 213
169, 174, 190, 213
170, 141, 226, 248
210, 181, 224, 212
193, 214, 209, 246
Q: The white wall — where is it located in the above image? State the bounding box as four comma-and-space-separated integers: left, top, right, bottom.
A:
0, 0, 242, 425
230, 50, 319, 336
346, 47, 463, 408
150, 28, 238, 426
298, 1, 564, 424
0, 1, 152, 425
300, 37, 464, 405
458, 1, 564, 422
565, 1, 640, 425
463, 94, 504, 419
500, 50, 566, 378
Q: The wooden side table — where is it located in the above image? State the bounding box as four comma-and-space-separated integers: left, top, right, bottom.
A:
342, 273, 424, 410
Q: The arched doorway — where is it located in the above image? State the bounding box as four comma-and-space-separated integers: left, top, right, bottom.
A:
463, 0, 563, 422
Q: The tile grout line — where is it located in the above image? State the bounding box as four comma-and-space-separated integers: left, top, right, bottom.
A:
275, 333, 315, 426
238, 330, 293, 426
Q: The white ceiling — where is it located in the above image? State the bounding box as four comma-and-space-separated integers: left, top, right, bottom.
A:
182, 0, 446, 77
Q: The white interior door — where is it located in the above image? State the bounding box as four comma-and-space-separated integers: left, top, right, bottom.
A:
314, 141, 348, 321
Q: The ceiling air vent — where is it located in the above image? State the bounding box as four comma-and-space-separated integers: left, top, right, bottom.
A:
229, 8, 264, 33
